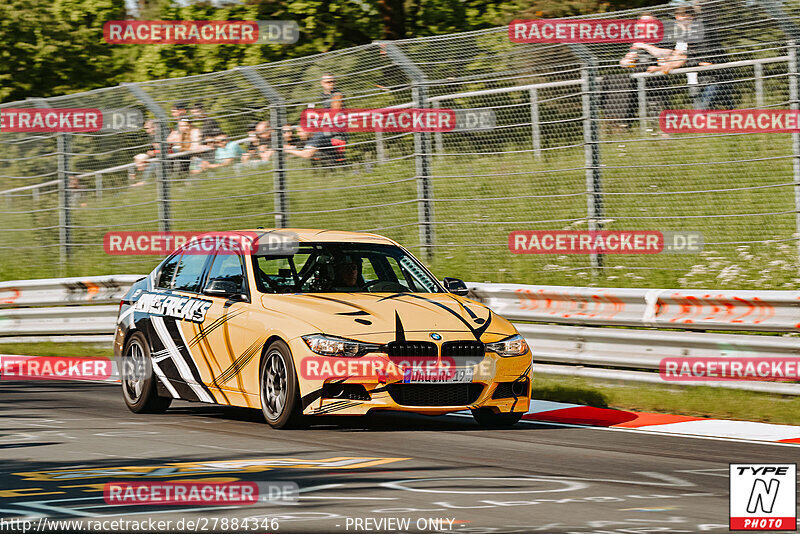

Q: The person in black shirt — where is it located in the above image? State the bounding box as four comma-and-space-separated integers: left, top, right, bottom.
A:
318, 74, 347, 162
600, 13, 668, 133
242, 121, 274, 164
189, 102, 223, 162
630, 3, 732, 110
320, 73, 344, 111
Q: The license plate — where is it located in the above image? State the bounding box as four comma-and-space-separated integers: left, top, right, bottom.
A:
402, 367, 474, 383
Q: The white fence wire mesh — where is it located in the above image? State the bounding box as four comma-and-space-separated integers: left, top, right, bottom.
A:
1, 0, 799, 289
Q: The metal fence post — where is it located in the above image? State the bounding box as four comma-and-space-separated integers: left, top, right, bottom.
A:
569, 44, 604, 274
375, 131, 386, 163
432, 100, 444, 155
57, 134, 72, 271
29, 98, 71, 270
789, 42, 800, 264
379, 41, 435, 261
238, 66, 289, 229
762, 0, 800, 266
754, 62, 764, 108
530, 87, 542, 159
637, 77, 647, 136
124, 83, 171, 232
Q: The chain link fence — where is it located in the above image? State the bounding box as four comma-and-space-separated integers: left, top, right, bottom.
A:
1, 0, 799, 289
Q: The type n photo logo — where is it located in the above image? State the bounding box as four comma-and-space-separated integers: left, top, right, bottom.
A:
730, 464, 796, 531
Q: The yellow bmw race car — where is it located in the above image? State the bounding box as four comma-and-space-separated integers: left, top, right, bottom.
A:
114, 229, 532, 428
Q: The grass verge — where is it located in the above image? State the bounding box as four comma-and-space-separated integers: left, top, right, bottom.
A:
0, 342, 112, 358
534, 374, 800, 426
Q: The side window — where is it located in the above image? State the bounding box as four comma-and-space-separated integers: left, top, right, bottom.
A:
206, 253, 247, 295
360, 257, 380, 284
156, 254, 180, 289
172, 253, 209, 292
386, 257, 413, 291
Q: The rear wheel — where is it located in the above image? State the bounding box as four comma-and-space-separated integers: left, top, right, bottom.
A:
471, 408, 522, 427
121, 332, 172, 414
259, 340, 304, 429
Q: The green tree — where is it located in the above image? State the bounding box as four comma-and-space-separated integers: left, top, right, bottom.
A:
0, 0, 128, 102
0, 0, 669, 103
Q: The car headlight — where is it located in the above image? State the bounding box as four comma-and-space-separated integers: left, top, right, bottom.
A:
302, 334, 381, 358
485, 334, 529, 357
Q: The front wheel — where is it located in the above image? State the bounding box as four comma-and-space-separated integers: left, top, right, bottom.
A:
121, 331, 172, 414
471, 408, 522, 427
259, 340, 304, 429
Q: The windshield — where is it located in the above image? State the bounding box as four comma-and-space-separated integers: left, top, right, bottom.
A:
252, 242, 443, 294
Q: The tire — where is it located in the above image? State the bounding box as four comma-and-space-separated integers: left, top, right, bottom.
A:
259, 340, 304, 429
471, 408, 523, 427
121, 331, 172, 414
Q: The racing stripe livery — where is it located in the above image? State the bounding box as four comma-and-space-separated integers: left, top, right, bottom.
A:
114, 229, 532, 425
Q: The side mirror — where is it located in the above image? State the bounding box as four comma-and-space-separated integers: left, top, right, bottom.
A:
204, 278, 246, 300
442, 277, 469, 297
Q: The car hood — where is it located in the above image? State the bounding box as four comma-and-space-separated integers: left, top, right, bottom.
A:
260, 292, 515, 341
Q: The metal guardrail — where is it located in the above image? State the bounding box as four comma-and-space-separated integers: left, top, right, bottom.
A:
467, 282, 800, 394
0, 275, 142, 308
468, 282, 800, 332
0, 275, 142, 342
516, 323, 800, 395
1, 275, 798, 394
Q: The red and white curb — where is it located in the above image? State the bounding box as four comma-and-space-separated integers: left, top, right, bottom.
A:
524, 399, 800, 445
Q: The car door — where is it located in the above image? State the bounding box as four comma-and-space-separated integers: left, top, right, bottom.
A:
145, 250, 218, 404
195, 248, 267, 408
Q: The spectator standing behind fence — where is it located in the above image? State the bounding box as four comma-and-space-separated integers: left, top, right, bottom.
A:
312, 73, 347, 163
281, 124, 304, 149
242, 120, 274, 164
167, 118, 201, 173
171, 101, 188, 122
679, 1, 733, 110
129, 154, 152, 186
614, 13, 676, 130
600, 14, 661, 134
284, 126, 345, 166
200, 130, 243, 171
628, 2, 732, 111
130, 119, 159, 183
190, 101, 223, 159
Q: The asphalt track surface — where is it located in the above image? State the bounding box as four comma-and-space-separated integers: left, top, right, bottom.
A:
1, 381, 798, 533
